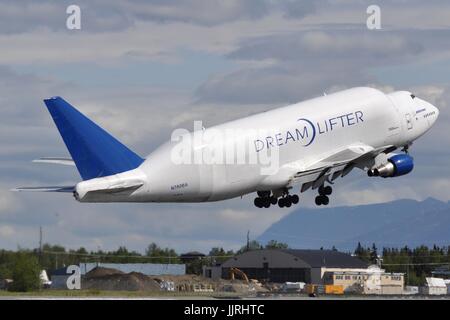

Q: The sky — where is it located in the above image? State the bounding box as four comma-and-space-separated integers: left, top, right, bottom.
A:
1, 0, 450, 254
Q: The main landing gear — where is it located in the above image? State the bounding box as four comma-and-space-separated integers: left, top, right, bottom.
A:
278, 194, 299, 208
254, 190, 299, 209
315, 184, 332, 206
254, 191, 276, 208
254, 184, 332, 208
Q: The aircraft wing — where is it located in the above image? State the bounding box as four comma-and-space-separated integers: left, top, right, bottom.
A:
285, 143, 396, 192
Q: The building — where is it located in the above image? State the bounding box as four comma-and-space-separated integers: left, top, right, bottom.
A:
204, 263, 222, 280
204, 249, 369, 284
432, 266, 450, 279
404, 286, 419, 295
50, 267, 72, 289
0, 279, 13, 290
180, 251, 206, 274
445, 280, 450, 294
421, 277, 447, 295
323, 265, 404, 295
180, 251, 206, 262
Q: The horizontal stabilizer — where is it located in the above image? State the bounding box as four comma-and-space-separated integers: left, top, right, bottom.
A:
33, 157, 75, 166
11, 186, 75, 193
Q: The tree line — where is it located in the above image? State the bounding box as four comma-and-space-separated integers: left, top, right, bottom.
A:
353, 242, 450, 285
0, 239, 289, 290
1, 241, 450, 290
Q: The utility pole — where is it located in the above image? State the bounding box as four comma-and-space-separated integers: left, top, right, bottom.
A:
406, 263, 409, 285
39, 226, 43, 264
246, 230, 250, 251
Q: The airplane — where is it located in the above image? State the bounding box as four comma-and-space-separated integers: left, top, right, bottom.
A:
13, 87, 439, 208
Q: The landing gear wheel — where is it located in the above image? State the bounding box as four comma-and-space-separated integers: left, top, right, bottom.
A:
254, 197, 263, 208
276, 193, 299, 208
315, 195, 330, 206
319, 185, 332, 196
318, 185, 325, 195
270, 197, 278, 205
285, 199, 292, 207
263, 198, 271, 208
315, 196, 322, 206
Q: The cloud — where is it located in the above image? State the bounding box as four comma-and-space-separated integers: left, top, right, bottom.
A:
228, 30, 423, 62
196, 27, 450, 104
0, 0, 317, 35
1, 1, 450, 254
0, 66, 288, 253
195, 62, 371, 104
0, 189, 20, 214
0, 226, 15, 238
0, 17, 296, 65
0, 193, 287, 252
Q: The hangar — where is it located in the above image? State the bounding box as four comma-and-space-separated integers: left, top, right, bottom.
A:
204, 249, 369, 284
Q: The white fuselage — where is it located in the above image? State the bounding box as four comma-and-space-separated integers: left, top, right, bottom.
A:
75, 87, 439, 203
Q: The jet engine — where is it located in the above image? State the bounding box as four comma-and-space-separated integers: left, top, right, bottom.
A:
367, 154, 414, 178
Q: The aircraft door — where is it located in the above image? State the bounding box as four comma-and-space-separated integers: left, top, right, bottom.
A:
405, 113, 413, 130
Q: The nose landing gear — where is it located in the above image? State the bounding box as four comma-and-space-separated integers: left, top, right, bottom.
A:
315, 184, 332, 206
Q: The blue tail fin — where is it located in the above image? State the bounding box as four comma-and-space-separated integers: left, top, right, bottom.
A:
44, 97, 144, 180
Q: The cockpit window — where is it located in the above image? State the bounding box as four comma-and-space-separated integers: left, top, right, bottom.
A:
410, 94, 416, 99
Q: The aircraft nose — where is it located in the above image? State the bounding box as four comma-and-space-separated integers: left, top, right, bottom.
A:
433, 104, 439, 119
415, 96, 439, 127
428, 102, 439, 126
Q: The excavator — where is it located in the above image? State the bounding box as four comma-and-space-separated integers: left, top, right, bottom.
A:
229, 267, 249, 284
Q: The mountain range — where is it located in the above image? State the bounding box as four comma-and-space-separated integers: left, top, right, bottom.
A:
257, 198, 450, 251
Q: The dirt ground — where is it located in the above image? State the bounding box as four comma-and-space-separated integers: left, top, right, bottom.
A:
81, 267, 268, 294
82, 267, 161, 291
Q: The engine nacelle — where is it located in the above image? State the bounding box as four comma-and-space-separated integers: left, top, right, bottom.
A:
367, 154, 414, 178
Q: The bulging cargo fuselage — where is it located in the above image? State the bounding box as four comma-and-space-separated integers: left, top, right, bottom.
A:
74, 87, 439, 203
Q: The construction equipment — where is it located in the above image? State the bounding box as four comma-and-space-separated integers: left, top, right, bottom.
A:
306, 284, 344, 295
229, 267, 249, 284
325, 285, 344, 295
